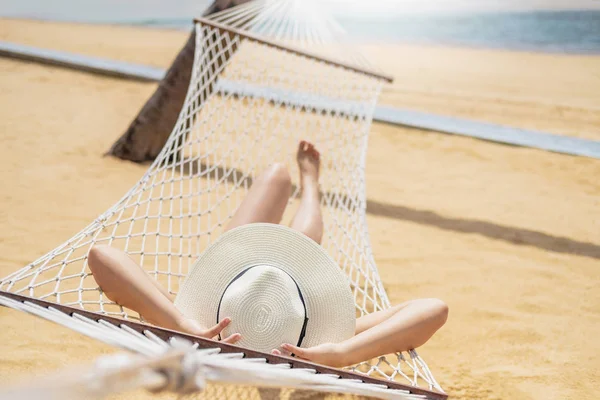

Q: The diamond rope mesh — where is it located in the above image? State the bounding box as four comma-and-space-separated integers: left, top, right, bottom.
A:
0, 13, 442, 393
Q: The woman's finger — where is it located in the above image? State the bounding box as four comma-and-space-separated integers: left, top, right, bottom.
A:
221, 333, 242, 344
203, 317, 231, 337
281, 343, 308, 359
271, 349, 282, 355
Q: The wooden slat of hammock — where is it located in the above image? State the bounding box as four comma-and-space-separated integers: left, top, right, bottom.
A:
193, 17, 394, 83
0, 290, 448, 400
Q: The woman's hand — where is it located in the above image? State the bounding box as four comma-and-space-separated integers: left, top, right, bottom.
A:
178, 317, 242, 344
272, 342, 346, 368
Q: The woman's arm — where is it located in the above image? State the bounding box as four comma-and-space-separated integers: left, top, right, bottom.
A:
355, 303, 407, 335
275, 298, 448, 367
87, 245, 241, 343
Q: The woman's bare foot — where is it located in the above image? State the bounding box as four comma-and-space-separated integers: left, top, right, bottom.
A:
296, 140, 320, 191
290, 140, 324, 243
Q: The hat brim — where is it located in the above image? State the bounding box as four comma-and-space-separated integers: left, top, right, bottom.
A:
174, 223, 356, 349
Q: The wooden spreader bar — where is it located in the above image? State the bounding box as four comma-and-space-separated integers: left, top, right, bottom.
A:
194, 17, 395, 83
0, 290, 446, 400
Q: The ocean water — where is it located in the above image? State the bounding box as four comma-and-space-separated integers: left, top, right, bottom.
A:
2, 2, 599, 54
340, 10, 600, 54
134, 10, 600, 54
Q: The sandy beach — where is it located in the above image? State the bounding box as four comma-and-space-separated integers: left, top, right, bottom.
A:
0, 18, 599, 400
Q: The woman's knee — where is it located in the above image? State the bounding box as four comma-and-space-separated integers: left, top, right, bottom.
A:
260, 163, 292, 194
423, 298, 449, 327
88, 245, 110, 272
87, 245, 120, 301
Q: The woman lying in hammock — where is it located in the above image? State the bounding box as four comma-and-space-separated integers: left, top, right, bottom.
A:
88, 141, 448, 368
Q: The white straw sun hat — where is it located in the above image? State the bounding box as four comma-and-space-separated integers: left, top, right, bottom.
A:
174, 223, 356, 353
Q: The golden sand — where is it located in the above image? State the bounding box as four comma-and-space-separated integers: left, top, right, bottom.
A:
0, 19, 599, 400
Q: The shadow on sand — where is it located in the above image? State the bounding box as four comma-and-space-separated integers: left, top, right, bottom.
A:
179, 159, 600, 261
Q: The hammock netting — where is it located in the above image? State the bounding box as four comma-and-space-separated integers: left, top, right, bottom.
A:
0, 1, 443, 398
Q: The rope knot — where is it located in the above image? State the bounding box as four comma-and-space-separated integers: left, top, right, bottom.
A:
152, 352, 206, 395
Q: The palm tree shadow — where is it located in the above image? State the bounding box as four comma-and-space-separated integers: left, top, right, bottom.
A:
366, 201, 600, 260
181, 158, 600, 260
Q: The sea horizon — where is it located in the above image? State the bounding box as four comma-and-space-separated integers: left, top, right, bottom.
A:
1, 7, 599, 55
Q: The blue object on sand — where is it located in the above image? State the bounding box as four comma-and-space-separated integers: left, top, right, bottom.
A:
373, 106, 600, 159
0, 40, 164, 81
1, 40, 598, 159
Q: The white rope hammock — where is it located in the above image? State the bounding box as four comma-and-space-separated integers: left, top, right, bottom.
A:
0, 292, 441, 400
0, 0, 444, 398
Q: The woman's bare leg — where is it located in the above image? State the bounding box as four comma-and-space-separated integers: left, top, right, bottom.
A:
88, 245, 240, 342
87, 163, 292, 340
225, 162, 292, 232
290, 141, 323, 244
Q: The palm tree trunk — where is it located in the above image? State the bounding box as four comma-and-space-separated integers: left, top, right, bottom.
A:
107, 0, 252, 162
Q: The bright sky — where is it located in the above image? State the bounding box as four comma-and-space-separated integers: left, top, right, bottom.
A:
327, 0, 600, 16
1, 0, 600, 21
